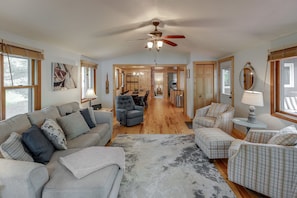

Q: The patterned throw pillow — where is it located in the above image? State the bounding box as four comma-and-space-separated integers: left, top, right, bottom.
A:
206, 103, 229, 117
268, 125, 297, 146
0, 132, 33, 162
41, 119, 67, 150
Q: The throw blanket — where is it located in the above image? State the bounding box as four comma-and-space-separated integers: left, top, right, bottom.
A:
59, 146, 125, 179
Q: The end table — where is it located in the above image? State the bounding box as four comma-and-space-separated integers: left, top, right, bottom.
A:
232, 117, 267, 133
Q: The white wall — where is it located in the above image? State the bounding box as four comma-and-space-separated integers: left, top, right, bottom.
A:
232, 33, 297, 130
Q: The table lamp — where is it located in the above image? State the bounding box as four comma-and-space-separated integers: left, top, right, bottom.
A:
85, 88, 97, 107
241, 90, 264, 123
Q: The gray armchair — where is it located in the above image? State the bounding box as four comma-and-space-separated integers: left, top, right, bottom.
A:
115, 95, 144, 126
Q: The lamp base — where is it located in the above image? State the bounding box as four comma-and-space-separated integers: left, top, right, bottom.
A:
247, 105, 256, 123
89, 100, 92, 107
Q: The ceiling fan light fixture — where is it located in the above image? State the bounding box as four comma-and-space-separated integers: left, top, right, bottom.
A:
157, 40, 163, 48
147, 41, 153, 49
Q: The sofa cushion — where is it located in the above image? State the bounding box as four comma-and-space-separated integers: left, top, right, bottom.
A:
0, 132, 34, 161
88, 107, 97, 125
80, 108, 96, 128
195, 116, 216, 128
22, 125, 55, 164
206, 103, 229, 118
57, 111, 90, 140
41, 119, 67, 150
66, 133, 100, 149
57, 102, 80, 116
268, 125, 297, 146
5, 114, 32, 135
27, 106, 61, 127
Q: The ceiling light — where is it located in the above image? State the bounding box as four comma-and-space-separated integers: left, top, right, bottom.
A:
157, 40, 163, 48
147, 41, 153, 49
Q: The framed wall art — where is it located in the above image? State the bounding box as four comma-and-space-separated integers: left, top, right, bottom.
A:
52, 62, 78, 91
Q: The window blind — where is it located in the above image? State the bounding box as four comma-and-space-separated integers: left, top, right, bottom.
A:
81, 60, 98, 69
0, 42, 44, 60
268, 45, 297, 61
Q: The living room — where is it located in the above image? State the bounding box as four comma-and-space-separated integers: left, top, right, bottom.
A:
0, 1, 297, 198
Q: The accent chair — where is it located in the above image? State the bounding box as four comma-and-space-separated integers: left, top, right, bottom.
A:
115, 95, 144, 126
192, 102, 235, 134
228, 126, 297, 198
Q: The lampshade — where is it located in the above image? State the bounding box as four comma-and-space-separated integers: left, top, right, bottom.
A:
85, 88, 97, 99
241, 91, 264, 107
147, 41, 153, 49
157, 40, 163, 48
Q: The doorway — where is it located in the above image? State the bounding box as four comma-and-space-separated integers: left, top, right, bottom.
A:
218, 56, 234, 106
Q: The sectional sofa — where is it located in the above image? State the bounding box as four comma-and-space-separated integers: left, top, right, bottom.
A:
0, 102, 124, 198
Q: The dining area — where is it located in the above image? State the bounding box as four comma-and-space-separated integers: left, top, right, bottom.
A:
121, 89, 150, 108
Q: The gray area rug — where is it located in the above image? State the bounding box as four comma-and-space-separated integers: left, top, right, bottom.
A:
111, 134, 235, 198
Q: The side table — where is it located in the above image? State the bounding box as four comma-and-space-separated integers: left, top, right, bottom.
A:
232, 117, 267, 133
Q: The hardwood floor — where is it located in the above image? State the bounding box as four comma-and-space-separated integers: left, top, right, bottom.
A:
111, 97, 263, 198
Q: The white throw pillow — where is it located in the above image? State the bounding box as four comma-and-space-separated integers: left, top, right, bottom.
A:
57, 111, 90, 140
206, 103, 229, 117
0, 132, 33, 161
41, 119, 67, 150
268, 125, 297, 146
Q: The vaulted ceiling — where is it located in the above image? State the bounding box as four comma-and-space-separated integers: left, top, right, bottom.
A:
1, 0, 297, 60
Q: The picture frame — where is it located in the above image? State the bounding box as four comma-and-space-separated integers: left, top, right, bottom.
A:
52, 62, 78, 91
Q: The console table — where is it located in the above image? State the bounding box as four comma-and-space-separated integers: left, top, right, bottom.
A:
232, 117, 267, 133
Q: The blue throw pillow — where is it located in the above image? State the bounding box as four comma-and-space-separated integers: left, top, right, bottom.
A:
80, 108, 96, 128
22, 125, 55, 164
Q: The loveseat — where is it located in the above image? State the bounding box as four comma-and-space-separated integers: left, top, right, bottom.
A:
0, 102, 123, 198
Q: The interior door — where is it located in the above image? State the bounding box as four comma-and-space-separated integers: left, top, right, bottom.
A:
218, 57, 234, 106
193, 62, 215, 112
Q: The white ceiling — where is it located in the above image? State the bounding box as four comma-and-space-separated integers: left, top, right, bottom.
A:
1, 0, 297, 60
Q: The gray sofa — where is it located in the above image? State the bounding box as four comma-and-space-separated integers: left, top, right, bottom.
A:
0, 102, 123, 198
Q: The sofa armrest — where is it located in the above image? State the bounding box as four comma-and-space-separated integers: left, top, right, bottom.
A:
0, 159, 49, 198
244, 129, 279, 143
228, 143, 297, 198
94, 110, 113, 125
134, 105, 144, 111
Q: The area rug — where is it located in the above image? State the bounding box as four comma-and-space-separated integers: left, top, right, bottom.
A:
185, 121, 193, 129
111, 134, 235, 198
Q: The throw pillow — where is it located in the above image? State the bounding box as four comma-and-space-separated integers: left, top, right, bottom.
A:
41, 119, 67, 150
268, 125, 297, 146
0, 132, 33, 162
22, 125, 55, 164
80, 108, 96, 128
206, 103, 229, 117
57, 111, 90, 140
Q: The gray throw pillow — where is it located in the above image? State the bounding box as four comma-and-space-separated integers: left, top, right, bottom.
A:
41, 119, 67, 150
22, 125, 55, 164
0, 132, 33, 162
57, 111, 90, 140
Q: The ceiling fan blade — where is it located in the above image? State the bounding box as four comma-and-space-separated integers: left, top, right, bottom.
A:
162, 39, 177, 47
164, 35, 185, 39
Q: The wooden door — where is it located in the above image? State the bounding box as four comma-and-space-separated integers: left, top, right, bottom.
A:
193, 62, 215, 112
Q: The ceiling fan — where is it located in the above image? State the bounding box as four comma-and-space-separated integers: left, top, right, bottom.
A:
145, 20, 185, 51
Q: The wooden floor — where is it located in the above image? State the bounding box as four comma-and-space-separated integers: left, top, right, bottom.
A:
112, 97, 263, 198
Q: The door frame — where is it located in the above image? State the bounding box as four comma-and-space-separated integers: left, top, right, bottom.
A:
218, 56, 234, 106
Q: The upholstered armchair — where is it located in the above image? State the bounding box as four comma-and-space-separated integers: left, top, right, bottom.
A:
115, 95, 144, 126
228, 126, 297, 198
192, 103, 235, 133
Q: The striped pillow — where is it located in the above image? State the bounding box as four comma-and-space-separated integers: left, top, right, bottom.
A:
0, 132, 34, 161
206, 103, 229, 117
268, 125, 297, 146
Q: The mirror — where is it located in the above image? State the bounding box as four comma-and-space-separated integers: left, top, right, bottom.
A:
239, 62, 255, 90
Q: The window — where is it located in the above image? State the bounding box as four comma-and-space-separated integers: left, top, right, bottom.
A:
0, 42, 43, 120
221, 67, 231, 95
269, 46, 297, 123
81, 60, 97, 103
